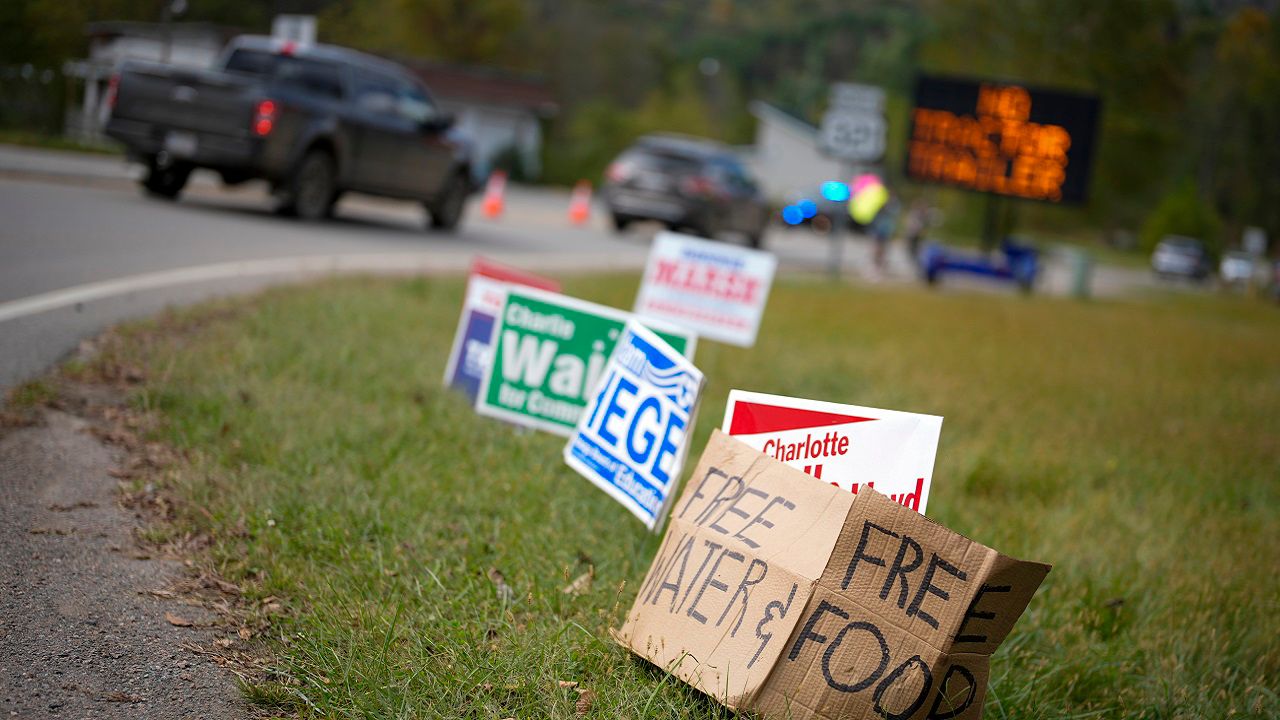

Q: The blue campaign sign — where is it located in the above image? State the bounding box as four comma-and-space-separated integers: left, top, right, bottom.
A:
447, 308, 496, 400
564, 320, 705, 529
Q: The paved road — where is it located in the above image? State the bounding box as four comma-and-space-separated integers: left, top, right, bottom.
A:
0, 144, 1161, 394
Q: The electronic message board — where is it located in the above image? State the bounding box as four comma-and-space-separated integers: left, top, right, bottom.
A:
906, 75, 1100, 204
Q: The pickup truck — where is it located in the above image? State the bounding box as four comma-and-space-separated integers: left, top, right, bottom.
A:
105, 35, 473, 230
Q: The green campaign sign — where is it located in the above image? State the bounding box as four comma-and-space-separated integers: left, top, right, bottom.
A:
476, 288, 697, 436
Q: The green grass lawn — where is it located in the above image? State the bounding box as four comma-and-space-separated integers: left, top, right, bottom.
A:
85, 275, 1278, 718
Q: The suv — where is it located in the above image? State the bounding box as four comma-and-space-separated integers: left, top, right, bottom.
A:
1151, 235, 1211, 281
602, 134, 769, 247
105, 36, 472, 229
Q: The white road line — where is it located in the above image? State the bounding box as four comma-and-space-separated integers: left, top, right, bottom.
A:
0, 253, 471, 323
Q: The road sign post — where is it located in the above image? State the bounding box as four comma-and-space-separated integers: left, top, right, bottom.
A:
819, 83, 887, 279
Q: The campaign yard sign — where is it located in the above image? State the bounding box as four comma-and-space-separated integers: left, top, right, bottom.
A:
634, 232, 777, 347
565, 321, 705, 529
476, 287, 697, 436
443, 258, 561, 401
722, 390, 942, 515
616, 431, 1050, 720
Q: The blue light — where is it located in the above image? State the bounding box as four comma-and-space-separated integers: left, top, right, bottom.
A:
781, 205, 804, 225
821, 181, 850, 202
798, 199, 818, 219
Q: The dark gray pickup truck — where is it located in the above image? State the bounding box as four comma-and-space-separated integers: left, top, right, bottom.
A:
105, 35, 473, 229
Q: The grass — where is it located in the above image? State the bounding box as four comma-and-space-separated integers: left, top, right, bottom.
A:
0, 128, 123, 156
82, 274, 1279, 718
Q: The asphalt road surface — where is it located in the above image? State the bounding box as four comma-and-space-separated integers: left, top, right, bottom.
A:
0, 144, 1157, 394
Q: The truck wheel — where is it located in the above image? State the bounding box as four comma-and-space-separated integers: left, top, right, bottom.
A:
142, 159, 191, 200
428, 173, 468, 231
283, 150, 336, 221
611, 213, 633, 233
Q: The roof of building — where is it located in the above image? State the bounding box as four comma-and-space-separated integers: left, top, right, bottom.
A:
85, 21, 241, 43
397, 59, 558, 117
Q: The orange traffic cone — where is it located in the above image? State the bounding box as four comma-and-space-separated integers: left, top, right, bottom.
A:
568, 180, 592, 226
481, 170, 507, 219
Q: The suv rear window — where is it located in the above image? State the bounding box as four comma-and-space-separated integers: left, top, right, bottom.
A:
621, 149, 702, 174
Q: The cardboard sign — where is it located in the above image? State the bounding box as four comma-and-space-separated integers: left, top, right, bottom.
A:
476, 287, 697, 436
634, 232, 777, 347
443, 258, 561, 401
617, 431, 1050, 720
564, 321, 705, 529
723, 390, 942, 515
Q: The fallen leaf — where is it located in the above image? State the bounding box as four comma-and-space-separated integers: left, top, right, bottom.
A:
558, 680, 579, 689
487, 567, 514, 603
238, 627, 252, 640
213, 637, 234, 649
164, 612, 193, 627
576, 688, 595, 715
562, 567, 595, 597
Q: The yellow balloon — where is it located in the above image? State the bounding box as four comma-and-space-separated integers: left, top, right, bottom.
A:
850, 183, 888, 224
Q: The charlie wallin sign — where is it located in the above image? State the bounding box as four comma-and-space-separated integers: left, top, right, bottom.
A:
564, 320, 705, 529
616, 431, 1049, 720
475, 287, 696, 436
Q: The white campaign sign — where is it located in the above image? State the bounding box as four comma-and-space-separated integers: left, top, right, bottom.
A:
721, 390, 943, 515
633, 232, 777, 347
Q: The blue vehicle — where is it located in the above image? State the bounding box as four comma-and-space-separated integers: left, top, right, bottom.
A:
920, 238, 1040, 292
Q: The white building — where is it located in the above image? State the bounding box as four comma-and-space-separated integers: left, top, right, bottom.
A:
744, 100, 844, 204
402, 60, 557, 181
63, 22, 237, 142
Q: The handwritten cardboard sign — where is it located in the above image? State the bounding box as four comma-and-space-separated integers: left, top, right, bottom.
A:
634, 232, 777, 347
564, 321, 705, 529
443, 258, 560, 401
616, 431, 1049, 720
476, 287, 696, 436
723, 390, 943, 515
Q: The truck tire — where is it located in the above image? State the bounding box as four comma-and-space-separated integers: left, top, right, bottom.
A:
428, 172, 468, 231
141, 158, 192, 200
281, 150, 336, 222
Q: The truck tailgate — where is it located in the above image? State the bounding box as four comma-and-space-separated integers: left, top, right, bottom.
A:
113, 63, 258, 137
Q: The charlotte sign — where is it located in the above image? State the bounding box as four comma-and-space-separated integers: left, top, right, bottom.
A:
723, 390, 943, 515
565, 321, 704, 529
476, 287, 696, 436
616, 431, 1050, 720
442, 258, 560, 401
634, 232, 777, 348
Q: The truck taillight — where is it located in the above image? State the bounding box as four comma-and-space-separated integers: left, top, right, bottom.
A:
252, 99, 277, 136
105, 73, 120, 111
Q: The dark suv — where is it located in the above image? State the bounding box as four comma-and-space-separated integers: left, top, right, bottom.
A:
602, 134, 770, 247
106, 36, 472, 229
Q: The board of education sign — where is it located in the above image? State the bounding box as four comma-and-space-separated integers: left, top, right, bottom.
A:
565, 321, 704, 529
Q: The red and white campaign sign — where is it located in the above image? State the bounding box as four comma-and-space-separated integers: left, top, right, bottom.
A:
634, 232, 777, 347
721, 390, 943, 515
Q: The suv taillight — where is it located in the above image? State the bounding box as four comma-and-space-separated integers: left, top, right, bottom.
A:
252, 99, 277, 137
605, 160, 634, 183
105, 73, 120, 111
681, 175, 716, 196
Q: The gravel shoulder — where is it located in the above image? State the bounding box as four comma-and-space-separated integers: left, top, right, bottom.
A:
0, 408, 249, 719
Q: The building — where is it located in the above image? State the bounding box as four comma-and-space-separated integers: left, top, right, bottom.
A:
743, 100, 844, 204
63, 22, 238, 142
400, 59, 557, 181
